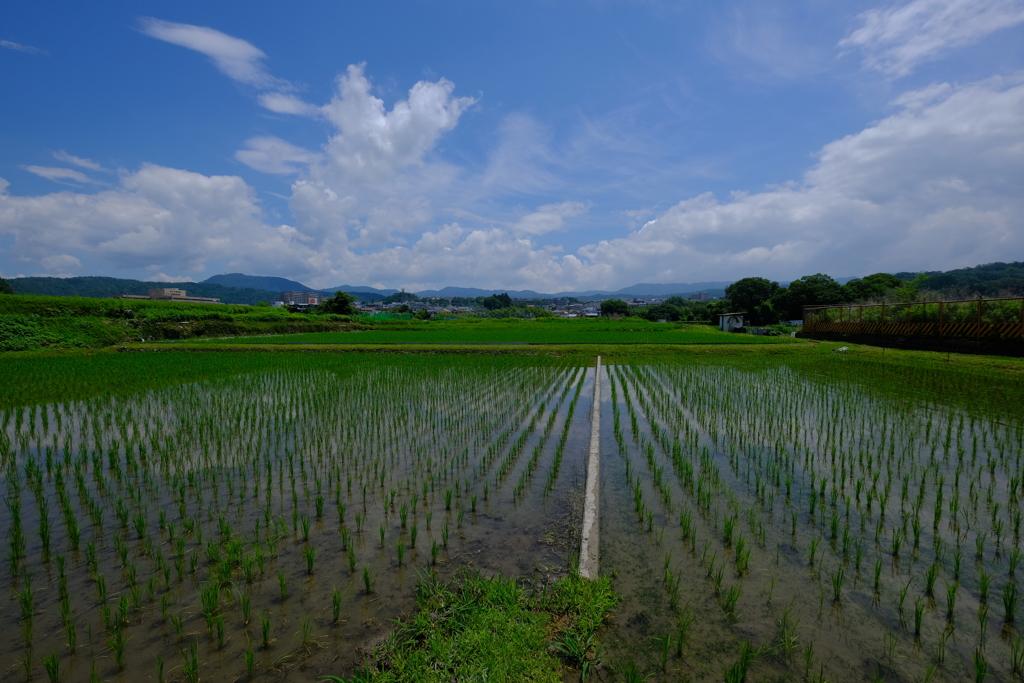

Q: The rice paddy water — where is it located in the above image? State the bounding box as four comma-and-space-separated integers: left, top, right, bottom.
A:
598, 356, 1024, 681
2, 348, 1023, 681
1, 355, 596, 681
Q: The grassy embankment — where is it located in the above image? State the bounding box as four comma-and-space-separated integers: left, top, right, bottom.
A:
322, 570, 617, 682
0, 294, 364, 351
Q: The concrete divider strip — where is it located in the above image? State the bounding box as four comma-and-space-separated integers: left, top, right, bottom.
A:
579, 356, 601, 579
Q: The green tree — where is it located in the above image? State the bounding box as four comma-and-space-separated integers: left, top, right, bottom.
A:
772, 274, 849, 320
844, 273, 904, 302
725, 277, 780, 325
0, 277, 13, 295
641, 303, 683, 322
600, 299, 629, 316
890, 273, 930, 303
382, 290, 420, 304
319, 290, 358, 315
483, 293, 513, 310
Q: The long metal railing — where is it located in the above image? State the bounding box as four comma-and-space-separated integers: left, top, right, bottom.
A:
803, 296, 1024, 340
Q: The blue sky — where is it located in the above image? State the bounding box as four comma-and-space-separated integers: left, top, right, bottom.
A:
2, 0, 1023, 291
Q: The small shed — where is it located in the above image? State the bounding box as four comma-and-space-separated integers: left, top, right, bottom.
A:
718, 312, 746, 332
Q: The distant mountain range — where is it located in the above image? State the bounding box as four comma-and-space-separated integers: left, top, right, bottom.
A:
12, 262, 1021, 306
201, 274, 396, 301
197, 273, 736, 300
203, 273, 313, 292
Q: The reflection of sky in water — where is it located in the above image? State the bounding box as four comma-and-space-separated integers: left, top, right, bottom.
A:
0, 363, 593, 681
598, 362, 1020, 682
1, 357, 1020, 681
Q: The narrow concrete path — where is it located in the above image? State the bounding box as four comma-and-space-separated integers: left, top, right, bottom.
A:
579, 356, 601, 579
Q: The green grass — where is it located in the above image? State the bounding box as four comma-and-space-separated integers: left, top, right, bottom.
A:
0, 294, 365, 351
323, 569, 618, 683
178, 319, 798, 346
0, 314, 126, 351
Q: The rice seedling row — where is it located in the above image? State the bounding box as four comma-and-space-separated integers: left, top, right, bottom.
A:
599, 357, 1024, 681
0, 354, 594, 681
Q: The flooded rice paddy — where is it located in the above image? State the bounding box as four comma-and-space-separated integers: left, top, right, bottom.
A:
2, 351, 1023, 681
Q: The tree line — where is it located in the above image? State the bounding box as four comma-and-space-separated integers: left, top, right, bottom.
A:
599, 272, 924, 325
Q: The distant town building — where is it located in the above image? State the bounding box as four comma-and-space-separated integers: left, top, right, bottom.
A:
119, 288, 220, 304
691, 291, 710, 301
273, 291, 324, 307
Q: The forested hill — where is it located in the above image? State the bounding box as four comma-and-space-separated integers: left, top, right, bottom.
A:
202, 273, 313, 291
899, 261, 1024, 297
9, 276, 280, 305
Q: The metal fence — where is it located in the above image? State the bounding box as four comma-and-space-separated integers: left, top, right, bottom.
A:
803, 297, 1024, 340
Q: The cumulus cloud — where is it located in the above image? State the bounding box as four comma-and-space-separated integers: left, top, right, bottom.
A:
139, 18, 291, 90
24, 166, 101, 184
278, 63, 477, 248
573, 76, 1024, 284
235, 137, 321, 174
140, 24, 479, 249
840, 0, 1024, 77
4, 60, 1023, 291
0, 164, 319, 277
318, 64, 476, 178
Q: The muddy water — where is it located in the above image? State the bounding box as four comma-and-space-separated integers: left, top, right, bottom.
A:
0, 364, 595, 682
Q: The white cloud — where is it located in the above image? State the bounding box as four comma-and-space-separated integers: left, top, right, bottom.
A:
5, 65, 1023, 292
1, 39, 48, 56
23, 166, 100, 184
511, 202, 587, 236
142, 24, 480, 247
139, 18, 290, 90
52, 150, 106, 172
477, 113, 560, 196
278, 64, 477, 247
708, 2, 834, 80
570, 76, 1024, 285
0, 164, 319, 277
40, 254, 81, 274
318, 64, 476, 178
257, 92, 317, 116
840, 0, 1024, 77
235, 137, 321, 174
146, 272, 195, 283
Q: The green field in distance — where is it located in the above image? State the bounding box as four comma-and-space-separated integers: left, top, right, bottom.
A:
185, 320, 799, 345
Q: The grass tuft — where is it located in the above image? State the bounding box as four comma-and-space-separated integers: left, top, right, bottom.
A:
323, 569, 617, 682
